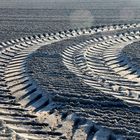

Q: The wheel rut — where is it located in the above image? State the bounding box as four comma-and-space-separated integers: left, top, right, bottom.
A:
0, 23, 139, 139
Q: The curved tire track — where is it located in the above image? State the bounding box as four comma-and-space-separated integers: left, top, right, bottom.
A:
0, 23, 139, 139
62, 31, 140, 106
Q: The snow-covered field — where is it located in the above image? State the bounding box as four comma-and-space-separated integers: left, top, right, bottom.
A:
0, 0, 140, 140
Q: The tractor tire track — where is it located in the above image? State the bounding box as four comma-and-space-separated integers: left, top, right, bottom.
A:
0, 23, 139, 139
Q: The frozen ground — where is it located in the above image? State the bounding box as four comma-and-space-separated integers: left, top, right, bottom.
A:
0, 0, 140, 140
